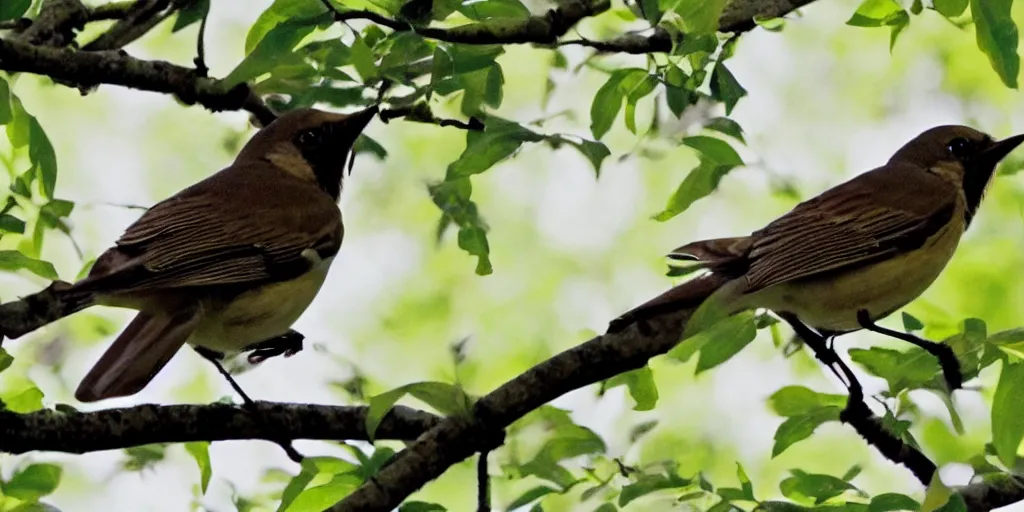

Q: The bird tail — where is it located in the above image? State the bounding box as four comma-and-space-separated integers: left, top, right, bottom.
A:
75, 306, 201, 402
606, 273, 731, 333
0, 281, 96, 341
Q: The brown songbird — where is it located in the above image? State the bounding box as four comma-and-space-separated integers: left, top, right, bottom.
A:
610, 126, 1024, 390
0, 106, 377, 402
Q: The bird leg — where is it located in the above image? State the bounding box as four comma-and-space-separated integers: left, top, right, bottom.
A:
855, 310, 962, 391
778, 313, 864, 404
244, 329, 305, 365
192, 346, 305, 463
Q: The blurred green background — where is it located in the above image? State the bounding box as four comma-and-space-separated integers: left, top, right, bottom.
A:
2, 0, 1024, 510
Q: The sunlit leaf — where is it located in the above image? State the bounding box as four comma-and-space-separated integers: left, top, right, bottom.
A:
849, 346, 939, 395
3, 385, 44, 413
871, 493, 921, 511
590, 72, 626, 139
695, 312, 757, 374
772, 407, 841, 457
245, 0, 326, 53
971, 0, 1019, 89
667, 0, 727, 34
459, 0, 530, 20
4, 463, 62, 502
278, 457, 358, 512
0, 250, 58, 280
365, 381, 472, 440
992, 360, 1024, 466
121, 444, 167, 472
429, 178, 492, 275
769, 386, 846, 416
932, 0, 967, 17
184, 442, 212, 495
285, 473, 362, 512
601, 366, 659, 411
446, 119, 543, 179
507, 486, 560, 510
619, 472, 691, 506
779, 469, 859, 505
846, 0, 907, 27
226, 18, 321, 87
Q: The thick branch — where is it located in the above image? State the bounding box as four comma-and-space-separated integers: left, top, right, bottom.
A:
0, 402, 439, 454
0, 37, 276, 125
10, 0, 88, 47
329, 275, 726, 511
327, 0, 611, 45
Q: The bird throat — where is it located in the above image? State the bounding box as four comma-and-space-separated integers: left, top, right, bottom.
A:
961, 163, 994, 227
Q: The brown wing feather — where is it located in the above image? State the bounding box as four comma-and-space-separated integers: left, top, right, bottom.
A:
73, 162, 342, 294
743, 163, 957, 293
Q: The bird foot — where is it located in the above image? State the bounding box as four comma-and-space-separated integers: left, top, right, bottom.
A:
245, 330, 305, 365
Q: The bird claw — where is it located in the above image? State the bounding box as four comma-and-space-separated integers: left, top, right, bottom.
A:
245, 330, 305, 366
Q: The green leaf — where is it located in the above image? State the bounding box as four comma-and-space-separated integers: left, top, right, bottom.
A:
245, 0, 327, 53
559, 138, 611, 176
772, 407, 842, 457
902, 312, 925, 332
695, 311, 757, 373
652, 161, 734, 221
29, 118, 57, 200
285, 473, 362, 512
447, 119, 542, 179
703, 118, 745, 143
933, 0, 967, 17
458, 0, 530, 20
0, 213, 26, 234
507, 486, 560, 510
398, 502, 447, 512
590, 73, 626, 139
429, 178, 492, 275
0, 348, 13, 374
621, 72, 658, 134
365, 381, 472, 440
518, 422, 605, 487
638, 0, 662, 24
768, 386, 846, 416
668, 0, 727, 34
602, 366, 659, 411
184, 442, 212, 495
664, 65, 694, 118
846, 0, 908, 27
0, 0, 30, 21
871, 493, 921, 512
971, 0, 1020, 88
5, 464, 62, 501
3, 385, 44, 413
350, 34, 379, 82
0, 250, 58, 280
849, 346, 939, 394
921, 472, 954, 512
736, 463, 755, 501
779, 470, 858, 505
0, 77, 12, 125
619, 472, 691, 506
682, 136, 744, 166
225, 18, 320, 87
710, 63, 746, 115
992, 360, 1024, 466
278, 457, 358, 512
172, 0, 210, 32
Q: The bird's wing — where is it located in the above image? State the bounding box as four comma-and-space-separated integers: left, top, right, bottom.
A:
743, 163, 959, 293
72, 163, 343, 294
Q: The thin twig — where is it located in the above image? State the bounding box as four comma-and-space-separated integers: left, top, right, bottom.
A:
477, 450, 491, 512
193, 6, 209, 77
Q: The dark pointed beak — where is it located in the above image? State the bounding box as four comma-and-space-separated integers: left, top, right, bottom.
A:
977, 133, 1024, 169
346, 105, 379, 133
331, 105, 379, 149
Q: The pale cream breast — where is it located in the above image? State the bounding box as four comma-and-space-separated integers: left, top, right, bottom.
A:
187, 256, 334, 353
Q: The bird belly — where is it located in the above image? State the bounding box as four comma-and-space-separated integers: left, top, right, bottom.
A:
187, 257, 334, 353
748, 222, 963, 333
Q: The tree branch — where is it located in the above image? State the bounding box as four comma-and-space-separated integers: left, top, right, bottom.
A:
328, 275, 726, 511
0, 37, 277, 125
0, 402, 440, 454
324, 0, 611, 45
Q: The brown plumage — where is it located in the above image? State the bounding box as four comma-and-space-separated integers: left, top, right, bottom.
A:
1, 106, 377, 402
611, 126, 1024, 353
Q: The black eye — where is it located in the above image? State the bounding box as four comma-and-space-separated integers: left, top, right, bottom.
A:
947, 137, 971, 160
296, 128, 323, 150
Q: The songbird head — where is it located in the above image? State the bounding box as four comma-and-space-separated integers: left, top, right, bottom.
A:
236, 106, 379, 201
889, 125, 1024, 225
